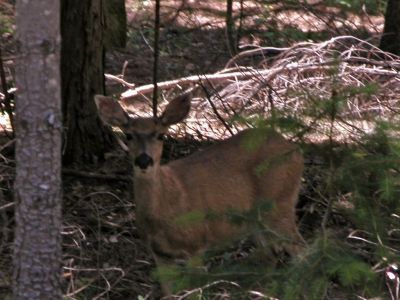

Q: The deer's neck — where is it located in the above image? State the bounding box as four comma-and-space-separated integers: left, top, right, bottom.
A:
134, 168, 162, 215
133, 165, 183, 226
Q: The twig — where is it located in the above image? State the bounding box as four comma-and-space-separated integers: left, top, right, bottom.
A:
176, 280, 240, 299
62, 168, 131, 182
347, 230, 399, 253
0, 201, 14, 211
0, 139, 14, 152
201, 84, 234, 136
105, 74, 136, 88
225, 46, 290, 68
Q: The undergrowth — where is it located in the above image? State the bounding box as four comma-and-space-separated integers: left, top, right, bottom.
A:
155, 82, 400, 300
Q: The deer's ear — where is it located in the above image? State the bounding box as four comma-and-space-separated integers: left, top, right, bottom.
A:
94, 95, 129, 127
160, 92, 191, 126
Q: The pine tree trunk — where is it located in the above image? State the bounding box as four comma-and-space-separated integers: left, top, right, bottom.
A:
380, 0, 400, 55
104, 0, 127, 48
61, 0, 114, 164
226, 0, 236, 54
13, 0, 62, 299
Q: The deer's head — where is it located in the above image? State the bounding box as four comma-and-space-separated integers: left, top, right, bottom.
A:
95, 93, 191, 176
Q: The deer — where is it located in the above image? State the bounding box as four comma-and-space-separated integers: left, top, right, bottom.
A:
95, 91, 305, 295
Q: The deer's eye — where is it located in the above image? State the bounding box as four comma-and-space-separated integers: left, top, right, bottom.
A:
125, 133, 134, 141
157, 133, 165, 141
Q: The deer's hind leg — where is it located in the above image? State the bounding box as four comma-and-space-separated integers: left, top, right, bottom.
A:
255, 158, 306, 258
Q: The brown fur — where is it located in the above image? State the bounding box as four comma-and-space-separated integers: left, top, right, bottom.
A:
95, 93, 305, 295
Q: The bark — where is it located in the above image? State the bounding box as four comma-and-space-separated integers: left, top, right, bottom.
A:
61, 0, 114, 164
226, 0, 236, 54
13, 0, 62, 299
380, 0, 400, 55
104, 0, 127, 48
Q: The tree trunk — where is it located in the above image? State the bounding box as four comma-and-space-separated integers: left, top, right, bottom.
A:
13, 0, 62, 299
226, 0, 236, 55
380, 0, 400, 55
104, 0, 127, 48
61, 0, 114, 164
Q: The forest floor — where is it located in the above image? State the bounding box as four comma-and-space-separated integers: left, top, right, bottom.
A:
0, 0, 394, 299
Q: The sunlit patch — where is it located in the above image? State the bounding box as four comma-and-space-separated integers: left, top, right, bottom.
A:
0, 113, 12, 132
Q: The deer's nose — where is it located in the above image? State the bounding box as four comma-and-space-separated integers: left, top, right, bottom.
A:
134, 153, 154, 169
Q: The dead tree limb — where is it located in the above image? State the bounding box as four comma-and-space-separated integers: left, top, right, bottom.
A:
119, 62, 334, 101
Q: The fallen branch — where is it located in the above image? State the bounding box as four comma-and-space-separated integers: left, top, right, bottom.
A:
224, 46, 290, 68
120, 62, 336, 101
62, 168, 131, 182
112, 36, 400, 143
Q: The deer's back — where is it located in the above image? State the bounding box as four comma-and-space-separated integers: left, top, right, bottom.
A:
169, 129, 302, 206
144, 129, 303, 258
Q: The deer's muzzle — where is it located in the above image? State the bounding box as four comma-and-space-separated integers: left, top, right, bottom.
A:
135, 153, 154, 170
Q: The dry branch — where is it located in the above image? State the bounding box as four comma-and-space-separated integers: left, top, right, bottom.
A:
62, 168, 131, 182
224, 46, 290, 68
112, 36, 400, 141
119, 62, 337, 101
105, 74, 136, 89
119, 71, 267, 100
